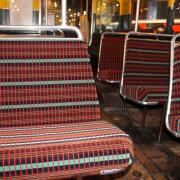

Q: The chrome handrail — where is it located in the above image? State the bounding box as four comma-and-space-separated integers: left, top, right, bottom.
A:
0, 25, 83, 40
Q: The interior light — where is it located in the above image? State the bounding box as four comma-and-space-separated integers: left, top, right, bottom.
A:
83, 11, 86, 16
54, 2, 57, 8
116, 4, 119, 7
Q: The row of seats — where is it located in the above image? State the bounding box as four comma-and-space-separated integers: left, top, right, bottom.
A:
97, 32, 180, 139
0, 35, 134, 179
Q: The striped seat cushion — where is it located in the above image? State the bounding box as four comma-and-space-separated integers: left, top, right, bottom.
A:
122, 38, 170, 104
97, 34, 125, 82
123, 85, 168, 103
0, 37, 134, 178
0, 39, 100, 127
0, 121, 133, 179
167, 46, 180, 136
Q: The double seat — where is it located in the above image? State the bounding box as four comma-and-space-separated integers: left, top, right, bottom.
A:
0, 35, 133, 179
119, 32, 173, 141
120, 33, 171, 106
97, 32, 126, 83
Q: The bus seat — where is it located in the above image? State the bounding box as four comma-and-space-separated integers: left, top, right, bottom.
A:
120, 33, 171, 105
166, 36, 180, 138
0, 36, 133, 179
120, 33, 172, 140
97, 32, 126, 83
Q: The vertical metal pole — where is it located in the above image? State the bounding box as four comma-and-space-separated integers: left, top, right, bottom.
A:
62, 0, 67, 26
39, 0, 42, 25
45, 0, 48, 25
86, 0, 89, 42
135, 0, 140, 32
99, 0, 102, 33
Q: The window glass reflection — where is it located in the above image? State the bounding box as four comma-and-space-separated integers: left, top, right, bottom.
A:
96, 0, 120, 32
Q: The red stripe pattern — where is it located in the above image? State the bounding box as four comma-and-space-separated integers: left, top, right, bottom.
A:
122, 38, 170, 103
0, 40, 100, 127
168, 46, 180, 136
98, 33, 126, 82
0, 38, 133, 179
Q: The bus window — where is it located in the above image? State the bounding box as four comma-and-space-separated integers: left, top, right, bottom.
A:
47, 0, 61, 25
0, 0, 41, 26
173, 0, 180, 32
0, 0, 89, 40
132, 0, 168, 32
95, 0, 120, 32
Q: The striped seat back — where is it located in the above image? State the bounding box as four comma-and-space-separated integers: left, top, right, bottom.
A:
166, 45, 180, 137
0, 38, 100, 127
97, 33, 126, 82
123, 38, 170, 86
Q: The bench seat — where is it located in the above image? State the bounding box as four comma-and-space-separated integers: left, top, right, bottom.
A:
0, 37, 134, 178
122, 85, 169, 104
0, 120, 133, 179
120, 34, 171, 106
97, 33, 126, 83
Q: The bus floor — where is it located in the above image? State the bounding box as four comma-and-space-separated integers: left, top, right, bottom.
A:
75, 81, 180, 180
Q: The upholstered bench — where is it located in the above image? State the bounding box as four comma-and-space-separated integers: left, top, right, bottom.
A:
97, 32, 126, 83
120, 32, 172, 141
0, 35, 133, 179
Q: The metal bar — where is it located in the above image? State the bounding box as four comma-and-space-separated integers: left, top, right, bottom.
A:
126, 31, 173, 38
45, 0, 48, 25
99, 0, 102, 33
86, 0, 89, 42
62, 0, 67, 26
158, 104, 167, 143
89, 0, 96, 46
0, 25, 83, 40
39, 0, 42, 26
135, 0, 140, 32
